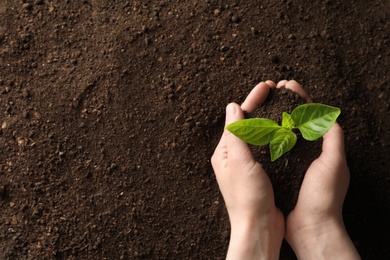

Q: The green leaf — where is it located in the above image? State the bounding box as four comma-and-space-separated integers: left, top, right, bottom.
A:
270, 129, 297, 161
226, 118, 281, 146
282, 112, 295, 130
291, 103, 341, 141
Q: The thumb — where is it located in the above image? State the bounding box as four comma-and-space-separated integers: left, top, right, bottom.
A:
321, 123, 346, 161
225, 102, 244, 125
300, 123, 350, 212
225, 103, 254, 162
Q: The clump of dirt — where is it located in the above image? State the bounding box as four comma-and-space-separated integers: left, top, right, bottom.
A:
247, 87, 321, 215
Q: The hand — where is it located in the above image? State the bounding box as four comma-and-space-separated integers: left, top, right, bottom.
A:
212, 79, 360, 259
211, 81, 284, 260
280, 80, 361, 259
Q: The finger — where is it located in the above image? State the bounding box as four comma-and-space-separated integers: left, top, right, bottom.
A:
285, 80, 313, 102
241, 82, 270, 113
212, 102, 249, 169
307, 123, 347, 192
297, 123, 349, 211
211, 133, 227, 169
225, 103, 254, 162
280, 80, 313, 102
321, 123, 346, 160
265, 80, 276, 89
276, 80, 288, 88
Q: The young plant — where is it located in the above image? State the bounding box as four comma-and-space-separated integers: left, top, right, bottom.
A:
226, 103, 341, 161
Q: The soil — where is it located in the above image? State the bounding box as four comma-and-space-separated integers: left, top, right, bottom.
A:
248, 87, 321, 216
0, 0, 389, 259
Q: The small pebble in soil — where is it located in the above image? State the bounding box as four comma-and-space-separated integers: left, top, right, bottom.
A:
23, 3, 33, 11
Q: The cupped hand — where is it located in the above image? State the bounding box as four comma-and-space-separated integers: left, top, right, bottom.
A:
211, 81, 284, 260
279, 80, 360, 259
212, 79, 359, 259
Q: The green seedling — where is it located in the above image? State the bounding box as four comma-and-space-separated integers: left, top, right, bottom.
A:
226, 103, 341, 161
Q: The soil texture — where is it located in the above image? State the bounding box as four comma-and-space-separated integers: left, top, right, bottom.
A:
248, 87, 321, 216
0, 0, 389, 259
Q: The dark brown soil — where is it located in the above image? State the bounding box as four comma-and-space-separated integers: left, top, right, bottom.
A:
249, 87, 321, 216
0, 1, 389, 259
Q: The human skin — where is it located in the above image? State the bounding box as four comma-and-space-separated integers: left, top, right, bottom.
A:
211, 80, 360, 259
211, 81, 284, 259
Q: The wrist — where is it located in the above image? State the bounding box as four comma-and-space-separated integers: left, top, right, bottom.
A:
227, 223, 274, 260
227, 209, 284, 260
286, 218, 360, 260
